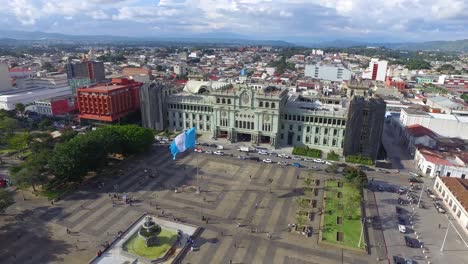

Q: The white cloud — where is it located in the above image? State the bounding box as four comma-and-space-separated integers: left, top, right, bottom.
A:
0, 0, 466, 40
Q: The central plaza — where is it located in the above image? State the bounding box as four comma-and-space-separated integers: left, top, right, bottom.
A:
0, 145, 380, 264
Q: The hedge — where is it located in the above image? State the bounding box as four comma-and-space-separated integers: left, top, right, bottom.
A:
345, 155, 374, 166
326, 151, 340, 161
292, 146, 322, 158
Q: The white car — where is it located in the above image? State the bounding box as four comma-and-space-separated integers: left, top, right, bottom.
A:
325, 161, 333, 165
205, 150, 213, 154
262, 159, 273, 163
214, 151, 224, 156
277, 161, 288, 166
398, 224, 406, 233
292, 156, 302, 161
313, 158, 325, 164
258, 150, 269, 155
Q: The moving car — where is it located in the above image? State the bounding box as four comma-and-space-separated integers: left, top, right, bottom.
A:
214, 151, 224, 156
262, 159, 273, 163
398, 224, 406, 233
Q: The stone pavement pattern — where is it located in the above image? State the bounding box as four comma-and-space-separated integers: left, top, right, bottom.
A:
0, 145, 376, 264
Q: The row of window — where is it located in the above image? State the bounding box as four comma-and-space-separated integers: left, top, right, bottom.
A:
282, 124, 344, 136
235, 121, 254, 130
168, 103, 213, 112
279, 133, 343, 147
258, 101, 276, 109
170, 112, 211, 122
435, 182, 463, 220
171, 121, 211, 131
216, 97, 233, 105
283, 114, 346, 126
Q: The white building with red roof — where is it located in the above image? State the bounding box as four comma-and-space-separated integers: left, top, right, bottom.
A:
415, 147, 468, 178
402, 124, 438, 156
433, 177, 468, 233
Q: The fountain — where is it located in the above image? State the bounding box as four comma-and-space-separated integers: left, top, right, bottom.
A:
138, 216, 162, 246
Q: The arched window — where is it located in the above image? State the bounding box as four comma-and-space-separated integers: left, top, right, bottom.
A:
259, 101, 263, 107
222, 98, 226, 104
271, 103, 275, 108
216, 98, 220, 103
265, 102, 270, 108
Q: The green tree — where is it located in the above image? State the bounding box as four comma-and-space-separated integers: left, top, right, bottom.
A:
41, 61, 56, 72
7, 133, 31, 150
437, 64, 455, 72
15, 103, 25, 117
0, 189, 14, 211
10, 150, 50, 191
342, 192, 361, 219
0, 117, 18, 134
58, 129, 77, 143
118, 125, 154, 154
461, 93, 468, 102
38, 119, 53, 130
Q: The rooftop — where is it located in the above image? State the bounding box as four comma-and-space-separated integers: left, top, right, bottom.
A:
406, 124, 438, 138
440, 177, 468, 212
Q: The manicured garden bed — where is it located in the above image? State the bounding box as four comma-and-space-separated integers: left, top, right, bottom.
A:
321, 180, 363, 249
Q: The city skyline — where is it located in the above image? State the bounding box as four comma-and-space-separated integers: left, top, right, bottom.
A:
0, 0, 466, 42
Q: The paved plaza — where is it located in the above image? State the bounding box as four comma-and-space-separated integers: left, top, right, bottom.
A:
0, 145, 379, 264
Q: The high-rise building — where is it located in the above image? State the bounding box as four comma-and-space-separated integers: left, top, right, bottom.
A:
343, 96, 386, 160
0, 62, 12, 91
66, 61, 105, 83
77, 78, 142, 122
305, 63, 352, 82
140, 81, 168, 131
174, 64, 187, 76
362, 58, 388, 82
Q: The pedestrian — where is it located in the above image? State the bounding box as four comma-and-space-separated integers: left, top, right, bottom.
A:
229, 260, 232, 264
234, 243, 236, 248
296, 175, 299, 179
80, 204, 83, 209
162, 210, 165, 215
438, 224, 441, 229
221, 231, 224, 236
255, 203, 258, 209
249, 175, 252, 180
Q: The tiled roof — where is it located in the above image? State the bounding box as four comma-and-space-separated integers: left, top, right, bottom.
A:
441, 177, 468, 212
406, 124, 438, 138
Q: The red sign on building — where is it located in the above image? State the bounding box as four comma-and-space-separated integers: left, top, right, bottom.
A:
77, 78, 142, 122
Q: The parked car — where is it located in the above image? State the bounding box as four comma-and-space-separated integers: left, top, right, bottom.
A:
194, 148, 203, 153
435, 202, 446, 213
237, 156, 247, 160
217, 145, 224, 150
292, 156, 303, 161
262, 159, 273, 163
313, 158, 325, 164
205, 150, 213, 154
292, 162, 302, 168
398, 186, 408, 194
209, 144, 217, 148
405, 259, 416, 264
249, 157, 260, 162
425, 189, 434, 196
404, 236, 418, 248
398, 224, 406, 233
201, 143, 210, 147
396, 206, 403, 214
408, 177, 421, 183
393, 256, 406, 264
277, 161, 288, 166
214, 151, 224, 156
258, 150, 269, 155
398, 216, 406, 225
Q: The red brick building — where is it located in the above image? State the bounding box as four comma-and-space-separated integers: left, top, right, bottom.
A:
77, 78, 142, 122
122, 67, 152, 77
34, 96, 77, 116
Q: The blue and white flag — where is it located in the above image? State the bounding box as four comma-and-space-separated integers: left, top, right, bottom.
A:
170, 127, 196, 159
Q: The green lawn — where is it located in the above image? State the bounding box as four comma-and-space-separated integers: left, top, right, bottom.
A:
322, 180, 364, 249
123, 229, 178, 259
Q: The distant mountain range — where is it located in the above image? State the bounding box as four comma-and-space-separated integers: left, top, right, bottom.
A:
0, 30, 467, 52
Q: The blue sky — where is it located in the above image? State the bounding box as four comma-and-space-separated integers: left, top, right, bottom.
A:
0, 0, 466, 42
